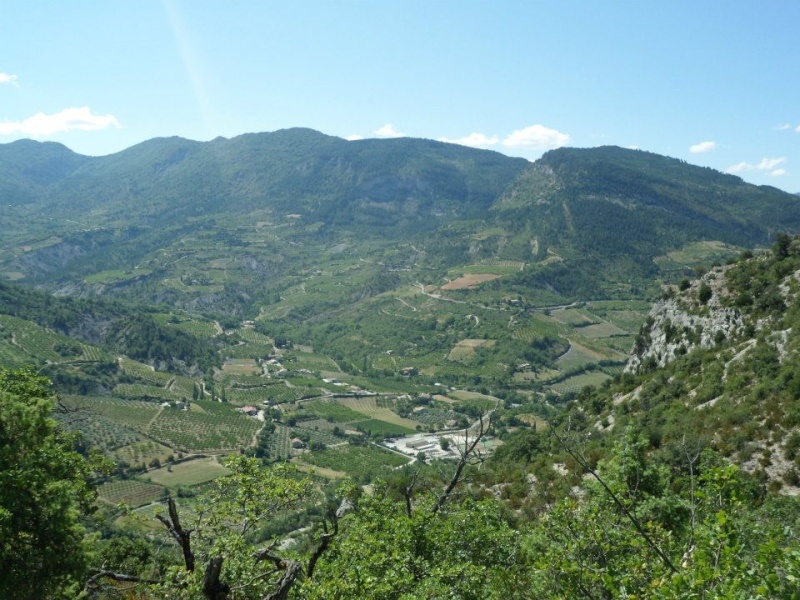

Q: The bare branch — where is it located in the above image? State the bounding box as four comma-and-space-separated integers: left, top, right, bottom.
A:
432, 412, 491, 515
403, 469, 420, 517
550, 425, 677, 574
84, 570, 161, 595
307, 514, 338, 579
261, 560, 303, 600
156, 497, 195, 572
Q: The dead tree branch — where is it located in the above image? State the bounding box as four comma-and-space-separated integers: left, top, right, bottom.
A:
155, 497, 195, 572
432, 412, 491, 515
551, 424, 678, 574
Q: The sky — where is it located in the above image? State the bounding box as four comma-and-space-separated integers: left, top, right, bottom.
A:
2, 1, 800, 192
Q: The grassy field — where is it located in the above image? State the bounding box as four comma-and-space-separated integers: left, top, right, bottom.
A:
349, 419, 417, 436
142, 457, 231, 487
556, 340, 607, 371
549, 371, 613, 394
572, 322, 628, 339
305, 399, 367, 422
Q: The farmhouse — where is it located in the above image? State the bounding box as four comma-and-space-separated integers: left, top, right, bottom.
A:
240, 406, 259, 417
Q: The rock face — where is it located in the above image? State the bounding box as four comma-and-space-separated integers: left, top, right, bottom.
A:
626, 266, 745, 373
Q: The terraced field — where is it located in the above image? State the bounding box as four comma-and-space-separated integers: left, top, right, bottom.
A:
0, 315, 70, 362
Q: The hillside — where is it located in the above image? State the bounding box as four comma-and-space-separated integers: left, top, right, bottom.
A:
3, 239, 800, 599
3, 133, 800, 399
492, 146, 800, 296
3, 131, 800, 596
488, 236, 800, 510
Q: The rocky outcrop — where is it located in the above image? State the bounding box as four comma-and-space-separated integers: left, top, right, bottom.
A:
626, 266, 745, 373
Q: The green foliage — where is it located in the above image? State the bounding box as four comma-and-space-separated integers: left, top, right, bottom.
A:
0, 367, 98, 599
151, 456, 315, 600
302, 487, 521, 599
302, 445, 409, 483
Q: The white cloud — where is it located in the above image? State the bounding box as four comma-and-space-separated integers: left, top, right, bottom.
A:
502, 124, 570, 150
0, 72, 18, 86
346, 134, 364, 141
438, 132, 499, 148
689, 140, 716, 154
726, 157, 786, 174
770, 169, 787, 177
0, 107, 121, 136
775, 123, 792, 131
757, 157, 786, 170
374, 123, 406, 138
796, 125, 800, 133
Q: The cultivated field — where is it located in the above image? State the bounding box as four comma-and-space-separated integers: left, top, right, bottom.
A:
97, 479, 166, 508
142, 457, 231, 487
440, 273, 500, 290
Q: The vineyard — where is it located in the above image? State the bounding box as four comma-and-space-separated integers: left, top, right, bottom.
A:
283, 350, 340, 372
234, 327, 273, 346
337, 397, 420, 429
301, 444, 410, 482
97, 479, 166, 508
115, 383, 179, 401
147, 401, 262, 452
59, 395, 261, 454
118, 357, 173, 386
0, 315, 70, 362
226, 381, 304, 405
410, 408, 460, 427
61, 396, 160, 432
55, 407, 141, 452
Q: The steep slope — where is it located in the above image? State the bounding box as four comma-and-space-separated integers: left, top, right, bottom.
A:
492, 146, 800, 297
611, 237, 800, 489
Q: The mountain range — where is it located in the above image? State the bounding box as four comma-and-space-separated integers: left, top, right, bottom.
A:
2, 129, 799, 306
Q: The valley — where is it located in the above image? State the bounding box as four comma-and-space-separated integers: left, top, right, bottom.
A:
2, 131, 800, 598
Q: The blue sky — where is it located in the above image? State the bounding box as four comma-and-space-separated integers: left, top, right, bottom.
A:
2, 1, 799, 192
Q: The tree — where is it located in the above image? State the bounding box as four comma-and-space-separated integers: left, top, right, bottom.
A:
301, 490, 520, 600
0, 367, 98, 599
698, 282, 712, 305
91, 456, 330, 600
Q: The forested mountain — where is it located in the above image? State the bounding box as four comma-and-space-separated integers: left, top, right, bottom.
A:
2, 133, 798, 310
492, 146, 800, 296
